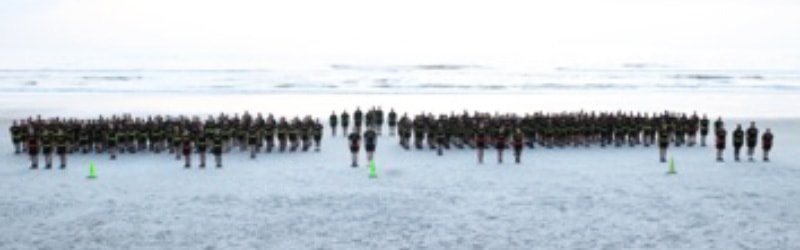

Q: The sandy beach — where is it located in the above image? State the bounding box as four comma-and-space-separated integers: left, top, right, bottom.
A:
1, 92, 798, 250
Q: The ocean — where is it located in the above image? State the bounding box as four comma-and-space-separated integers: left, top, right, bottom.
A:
1, 63, 799, 94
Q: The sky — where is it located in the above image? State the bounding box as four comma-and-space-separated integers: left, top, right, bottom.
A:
1, 0, 799, 68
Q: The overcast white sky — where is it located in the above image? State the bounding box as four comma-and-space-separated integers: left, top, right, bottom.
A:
1, 0, 799, 68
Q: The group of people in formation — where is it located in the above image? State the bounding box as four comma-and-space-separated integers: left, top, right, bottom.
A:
328, 109, 776, 167
328, 107, 390, 167
713, 120, 774, 162
9, 108, 777, 169
8, 112, 324, 169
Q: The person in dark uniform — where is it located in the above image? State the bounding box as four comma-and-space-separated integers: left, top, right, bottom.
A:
715, 125, 727, 162
108, 126, 120, 160
340, 110, 350, 136
642, 118, 654, 147
353, 107, 363, 133
329, 111, 338, 136
687, 112, 699, 146
388, 108, 397, 136
658, 123, 669, 163
212, 130, 223, 168
41, 128, 54, 169
732, 124, 744, 162
512, 128, 524, 164
264, 117, 276, 153
699, 114, 710, 147
277, 118, 288, 152
434, 122, 447, 156
288, 122, 300, 152
172, 126, 183, 159
761, 128, 773, 162
151, 123, 164, 153
364, 128, 377, 162
196, 131, 208, 168
375, 107, 384, 135
313, 119, 323, 152
181, 131, 193, 168
413, 116, 425, 150
301, 120, 312, 152
55, 128, 69, 169
348, 128, 361, 167
237, 123, 248, 152
745, 122, 758, 162
224, 122, 235, 153
495, 126, 507, 164
26, 129, 39, 169
10, 120, 22, 154
165, 123, 175, 154
248, 125, 259, 159
475, 123, 488, 164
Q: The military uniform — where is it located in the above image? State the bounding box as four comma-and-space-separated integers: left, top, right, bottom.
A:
348, 130, 361, 167
364, 129, 377, 162
761, 129, 773, 162
732, 125, 744, 162
715, 127, 727, 162
745, 123, 758, 162
329, 112, 338, 136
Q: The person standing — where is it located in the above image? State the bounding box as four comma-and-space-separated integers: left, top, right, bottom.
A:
348, 128, 361, 167
512, 128, 525, 164
732, 124, 744, 162
196, 132, 208, 168
745, 122, 759, 162
26, 129, 40, 169
475, 123, 488, 164
313, 119, 323, 152
181, 131, 193, 168
354, 107, 363, 133
388, 108, 398, 136
761, 128, 773, 162
364, 128, 377, 163
715, 125, 727, 162
41, 128, 54, 169
340, 110, 350, 136
658, 123, 669, 163
495, 126, 507, 164
55, 128, 69, 169
109, 126, 120, 160
435, 123, 446, 156
329, 111, 338, 136
212, 130, 223, 168
248, 125, 260, 159
10, 120, 22, 154
699, 114, 710, 147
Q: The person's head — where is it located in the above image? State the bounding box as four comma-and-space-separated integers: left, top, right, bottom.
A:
750, 121, 755, 127
737, 124, 742, 129
766, 128, 771, 133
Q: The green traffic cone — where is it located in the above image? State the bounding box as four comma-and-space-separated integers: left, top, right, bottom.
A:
667, 156, 677, 175
368, 160, 377, 179
88, 163, 97, 179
